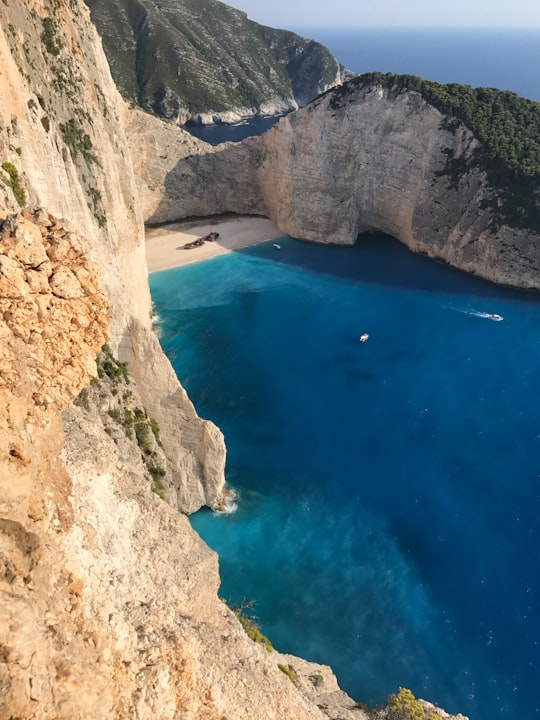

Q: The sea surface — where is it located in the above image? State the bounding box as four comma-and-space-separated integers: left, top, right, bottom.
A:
185, 27, 540, 144
153, 27, 540, 720
150, 236, 540, 720
296, 27, 540, 102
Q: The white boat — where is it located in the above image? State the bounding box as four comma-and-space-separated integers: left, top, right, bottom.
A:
489, 314, 503, 321
273, 243, 281, 249
359, 333, 369, 342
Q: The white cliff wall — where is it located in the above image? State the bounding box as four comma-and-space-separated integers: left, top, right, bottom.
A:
0, 0, 225, 513
139, 84, 539, 289
255, 85, 540, 289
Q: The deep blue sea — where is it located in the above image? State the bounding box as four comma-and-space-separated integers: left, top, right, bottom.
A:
297, 27, 540, 103
153, 28, 540, 720
150, 236, 540, 720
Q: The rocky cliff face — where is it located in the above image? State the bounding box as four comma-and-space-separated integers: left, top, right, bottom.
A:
140, 81, 540, 289
85, 0, 349, 124
0, 0, 225, 515
0, 1, 353, 717
1, 265, 363, 719
0, 2, 470, 718
0, 209, 362, 720
0, 209, 110, 527
0, 2, 417, 719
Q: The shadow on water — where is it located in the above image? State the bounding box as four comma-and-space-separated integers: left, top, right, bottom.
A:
238, 232, 540, 304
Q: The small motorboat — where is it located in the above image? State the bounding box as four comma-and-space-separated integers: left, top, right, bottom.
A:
489, 313, 503, 321
359, 333, 369, 343
273, 243, 281, 250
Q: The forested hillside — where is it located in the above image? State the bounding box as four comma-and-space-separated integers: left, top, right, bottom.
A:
85, 0, 345, 122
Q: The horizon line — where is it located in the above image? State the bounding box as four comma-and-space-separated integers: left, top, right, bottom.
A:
288, 24, 540, 30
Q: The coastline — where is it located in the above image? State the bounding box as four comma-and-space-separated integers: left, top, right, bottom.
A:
145, 215, 283, 273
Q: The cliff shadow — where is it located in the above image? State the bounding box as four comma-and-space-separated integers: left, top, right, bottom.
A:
236, 232, 540, 304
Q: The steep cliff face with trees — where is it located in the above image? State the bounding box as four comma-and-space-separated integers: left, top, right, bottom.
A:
133, 75, 540, 290
343, 73, 540, 233
84, 0, 350, 124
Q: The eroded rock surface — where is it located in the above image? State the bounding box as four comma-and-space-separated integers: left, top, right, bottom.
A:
0, 0, 226, 515
0, 210, 109, 522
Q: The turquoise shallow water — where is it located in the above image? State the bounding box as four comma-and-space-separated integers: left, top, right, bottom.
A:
149, 236, 540, 720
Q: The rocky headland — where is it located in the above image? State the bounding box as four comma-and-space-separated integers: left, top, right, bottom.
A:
4, 0, 536, 717
0, 1, 395, 719
138, 75, 540, 290
84, 0, 350, 124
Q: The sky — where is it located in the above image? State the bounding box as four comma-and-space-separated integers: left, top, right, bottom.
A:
224, 0, 540, 29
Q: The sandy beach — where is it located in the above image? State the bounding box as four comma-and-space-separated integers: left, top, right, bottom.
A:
145, 215, 283, 273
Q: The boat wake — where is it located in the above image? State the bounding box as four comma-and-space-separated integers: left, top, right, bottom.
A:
453, 307, 504, 321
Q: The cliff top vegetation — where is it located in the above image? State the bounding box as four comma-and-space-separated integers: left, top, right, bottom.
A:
327, 72, 540, 232
356, 72, 540, 177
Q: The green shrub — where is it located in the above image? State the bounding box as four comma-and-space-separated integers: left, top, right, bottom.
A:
147, 462, 166, 480
87, 186, 101, 205
135, 420, 152, 454
151, 478, 166, 500
41, 16, 63, 56
233, 606, 273, 652
60, 118, 97, 165
107, 406, 133, 437
108, 408, 121, 423
99, 344, 129, 384
121, 407, 134, 437
149, 418, 161, 444
277, 663, 298, 683
87, 185, 106, 227
1, 162, 26, 207
386, 687, 439, 720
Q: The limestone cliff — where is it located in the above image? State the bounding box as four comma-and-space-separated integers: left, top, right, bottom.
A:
0, 210, 110, 527
0, 0, 225, 514
0, 210, 367, 720
0, 239, 364, 718
0, 2, 385, 719
139, 79, 540, 290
